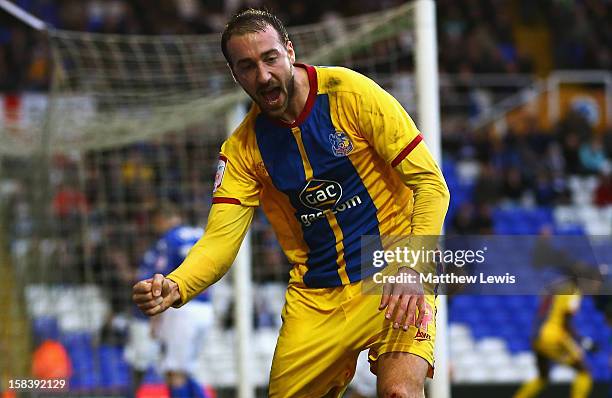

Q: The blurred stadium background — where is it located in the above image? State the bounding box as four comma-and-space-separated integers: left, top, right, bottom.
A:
0, 0, 611, 397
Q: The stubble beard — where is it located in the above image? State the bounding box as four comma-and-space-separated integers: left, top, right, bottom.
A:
259, 65, 296, 120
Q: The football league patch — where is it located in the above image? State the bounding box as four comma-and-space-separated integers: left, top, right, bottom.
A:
213, 155, 227, 193
329, 130, 353, 157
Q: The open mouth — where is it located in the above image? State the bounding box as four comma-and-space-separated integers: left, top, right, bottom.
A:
260, 87, 282, 106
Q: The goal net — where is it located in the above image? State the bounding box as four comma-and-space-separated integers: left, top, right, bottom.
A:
0, 3, 415, 155
0, 2, 427, 395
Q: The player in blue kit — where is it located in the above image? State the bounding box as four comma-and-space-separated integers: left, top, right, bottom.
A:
125, 204, 213, 398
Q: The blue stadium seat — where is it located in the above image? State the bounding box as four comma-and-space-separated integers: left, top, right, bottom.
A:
32, 316, 60, 341
492, 206, 557, 234
442, 158, 456, 178
70, 369, 100, 390
450, 295, 476, 311
581, 297, 596, 310
513, 311, 535, 331
61, 331, 93, 348
507, 337, 531, 353
553, 224, 585, 235
481, 295, 503, 307
487, 309, 512, 327
470, 324, 497, 340
99, 345, 130, 388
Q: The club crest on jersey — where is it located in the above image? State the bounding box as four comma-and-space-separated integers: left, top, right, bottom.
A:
329, 131, 353, 157
299, 179, 342, 211
213, 156, 227, 193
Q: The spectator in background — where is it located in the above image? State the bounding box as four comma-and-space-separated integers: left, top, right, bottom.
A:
0, 46, 9, 91
491, 131, 521, 172
525, 117, 551, 150
473, 204, 494, 234
252, 210, 288, 283
121, 148, 156, 217
2, 0, 610, 92
25, 40, 49, 90
502, 167, 527, 203
450, 203, 493, 235
543, 142, 566, 178
556, 112, 593, 175
52, 180, 88, 220
121, 148, 154, 186
52, 178, 89, 246
473, 161, 502, 205
451, 202, 478, 235
579, 136, 609, 175
533, 169, 558, 206
92, 232, 137, 347
594, 169, 612, 206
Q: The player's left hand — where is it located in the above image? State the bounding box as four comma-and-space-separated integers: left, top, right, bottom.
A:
378, 266, 424, 331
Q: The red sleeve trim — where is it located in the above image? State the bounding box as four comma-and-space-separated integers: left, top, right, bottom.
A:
212, 197, 242, 205
391, 134, 423, 168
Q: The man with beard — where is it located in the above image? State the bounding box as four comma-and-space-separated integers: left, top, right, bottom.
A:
133, 9, 449, 398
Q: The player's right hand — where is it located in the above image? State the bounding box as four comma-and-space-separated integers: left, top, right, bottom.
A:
132, 273, 181, 316
379, 266, 425, 331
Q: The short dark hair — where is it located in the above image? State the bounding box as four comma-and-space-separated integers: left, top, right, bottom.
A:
221, 8, 289, 65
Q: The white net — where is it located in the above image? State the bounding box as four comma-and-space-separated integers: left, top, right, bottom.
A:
0, 3, 415, 155
0, 3, 418, 396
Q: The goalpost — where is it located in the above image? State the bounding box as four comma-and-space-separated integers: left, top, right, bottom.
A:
0, 1, 448, 397
414, 2, 450, 398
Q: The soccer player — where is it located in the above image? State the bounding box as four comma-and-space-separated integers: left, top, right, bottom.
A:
126, 204, 213, 398
133, 9, 449, 398
514, 280, 593, 398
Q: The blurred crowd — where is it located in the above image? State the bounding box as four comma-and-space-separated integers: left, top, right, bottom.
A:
1, 0, 611, 91
0, 0, 611, 337
2, 125, 286, 329
2, 109, 610, 320
446, 110, 612, 235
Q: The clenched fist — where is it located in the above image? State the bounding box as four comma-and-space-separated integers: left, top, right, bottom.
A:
132, 273, 181, 316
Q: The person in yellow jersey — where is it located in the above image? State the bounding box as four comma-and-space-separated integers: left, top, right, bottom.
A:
514, 279, 594, 398
132, 8, 449, 398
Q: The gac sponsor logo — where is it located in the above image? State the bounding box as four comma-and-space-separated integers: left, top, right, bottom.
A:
299, 179, 343, 211
299, 195, 363, 227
